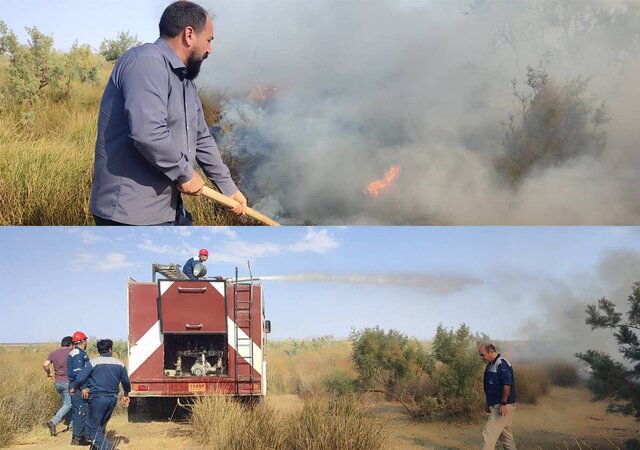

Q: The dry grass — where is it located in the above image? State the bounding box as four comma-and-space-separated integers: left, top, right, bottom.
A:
190, 395, 388, 450
0, 348, 60, 447
267, 339, 355, 396
0, 65, 257, 226
516, 364, 552, 404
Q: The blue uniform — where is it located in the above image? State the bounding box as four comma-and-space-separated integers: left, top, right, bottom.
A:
67, 347, 89, 440
182, 256, 204, 279
483, 354, 517, 407
74, 353, 131, 450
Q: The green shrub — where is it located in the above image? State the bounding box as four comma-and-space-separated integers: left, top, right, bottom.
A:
350, 326, 433, 397
99, 31, 141, 62
322, 370, 357, 397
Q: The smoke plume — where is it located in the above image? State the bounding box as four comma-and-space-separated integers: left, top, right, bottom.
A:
200, 0, 640, 224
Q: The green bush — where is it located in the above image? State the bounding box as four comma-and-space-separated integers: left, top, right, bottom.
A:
99, 31, 141, 62
350, 326, 433, 397
322, 370, 357, 397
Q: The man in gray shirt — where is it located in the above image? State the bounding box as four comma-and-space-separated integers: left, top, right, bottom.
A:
90, 1, 247, 225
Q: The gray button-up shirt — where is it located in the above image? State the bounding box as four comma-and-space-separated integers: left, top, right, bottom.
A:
90, 38, 238, 225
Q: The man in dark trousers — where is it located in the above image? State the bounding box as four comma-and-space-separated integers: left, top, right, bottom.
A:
479, 343, 517, 450
90, 0, 247, 225
183, 248, 208, 279
73, 339, 131, 450
67, 331, 90, 446
43, 336, 73, 436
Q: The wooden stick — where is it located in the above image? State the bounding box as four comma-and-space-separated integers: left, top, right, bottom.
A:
201, 186, 280, 226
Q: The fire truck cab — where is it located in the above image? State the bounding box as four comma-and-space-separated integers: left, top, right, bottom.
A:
127, 264, 269, 420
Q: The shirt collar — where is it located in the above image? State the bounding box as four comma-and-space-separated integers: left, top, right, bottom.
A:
490, 353, 501, 367
99, 352, 113, 357
154, 38, 186, 71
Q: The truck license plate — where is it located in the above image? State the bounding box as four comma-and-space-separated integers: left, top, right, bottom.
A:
188, 383, 206, 393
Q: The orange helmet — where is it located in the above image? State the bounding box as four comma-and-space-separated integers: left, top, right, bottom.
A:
72, 331, 87, 343
199, 249, 208, 256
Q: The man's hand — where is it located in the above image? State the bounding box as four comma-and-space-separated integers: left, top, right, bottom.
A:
499, 404, 509, 416
230, 190, 247, 215
82, 388, 90, 400
46, 373, 53, 379
122, 396, 130, 407
178, 171, 204, 196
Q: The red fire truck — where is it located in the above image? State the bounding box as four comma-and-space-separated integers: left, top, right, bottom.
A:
127, 264, 270, 419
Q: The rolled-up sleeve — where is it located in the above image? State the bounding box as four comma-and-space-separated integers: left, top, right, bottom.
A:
194, 95, 238, 196
121, 56, 194, 184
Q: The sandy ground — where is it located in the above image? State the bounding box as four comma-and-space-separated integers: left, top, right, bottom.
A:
8, 388, 639, 449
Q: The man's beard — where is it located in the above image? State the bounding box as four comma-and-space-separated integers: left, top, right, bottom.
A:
186, 51, 207, 80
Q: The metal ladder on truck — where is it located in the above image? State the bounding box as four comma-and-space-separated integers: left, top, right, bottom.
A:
233, 267, 255, 396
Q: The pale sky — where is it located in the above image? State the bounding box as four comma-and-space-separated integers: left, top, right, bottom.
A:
1, 226, 638, 346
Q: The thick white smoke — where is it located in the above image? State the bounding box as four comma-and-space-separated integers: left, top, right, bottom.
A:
199, 0, 640, 224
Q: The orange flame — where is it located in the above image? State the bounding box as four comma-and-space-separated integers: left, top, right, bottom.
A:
366, 164, 401, 197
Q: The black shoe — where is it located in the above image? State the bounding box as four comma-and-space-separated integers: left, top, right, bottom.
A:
70, 436, 84, 445
48, 421, 57, 436
79, 437, 92, 446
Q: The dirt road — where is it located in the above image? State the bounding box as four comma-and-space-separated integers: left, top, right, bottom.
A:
9, 388, 639, 449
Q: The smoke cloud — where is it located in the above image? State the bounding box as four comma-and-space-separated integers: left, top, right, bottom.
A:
200, 0, 640, 224
516, 249, 640, 362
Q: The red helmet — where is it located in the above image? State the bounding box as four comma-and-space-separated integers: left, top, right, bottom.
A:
199, 249, 209, 256
72, 331, 87, 343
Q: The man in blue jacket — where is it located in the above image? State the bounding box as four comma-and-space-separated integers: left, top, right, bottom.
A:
183, 248, 208, 279
73, 339, 131, 450
67, 331, 90, 446
479, 343, 517, 450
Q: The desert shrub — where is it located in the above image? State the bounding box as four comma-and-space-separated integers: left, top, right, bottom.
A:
190, 395, 385, 450
99, 31, 140, 62
284, 397, 387, 450
190, 395, 285, 449
350, 326, 433, 397
545, 361, 580, 387
0, 364, 59, 447
322, 370, 357, 397
516, 365, 551, 404
412, 324, 485, 420
496, 64, 609, 187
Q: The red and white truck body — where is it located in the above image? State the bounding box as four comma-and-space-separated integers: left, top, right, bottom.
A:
127, 276, 267, 400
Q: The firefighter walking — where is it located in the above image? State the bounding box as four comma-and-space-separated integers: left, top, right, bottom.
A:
68, 331, 90, 446
73, 339, 131, 450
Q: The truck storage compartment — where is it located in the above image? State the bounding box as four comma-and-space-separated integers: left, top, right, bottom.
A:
158, 280, 226, 333
163, 333, 227, 377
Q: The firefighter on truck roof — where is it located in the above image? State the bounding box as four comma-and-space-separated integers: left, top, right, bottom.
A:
67, 331, 90, 446
183, 248, 208, 279
72, 339, 131, 450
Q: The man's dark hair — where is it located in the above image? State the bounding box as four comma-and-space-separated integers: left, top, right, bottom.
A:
97, 339, 113, 354
159, 1, 209, 38
61, 336, 73, 347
